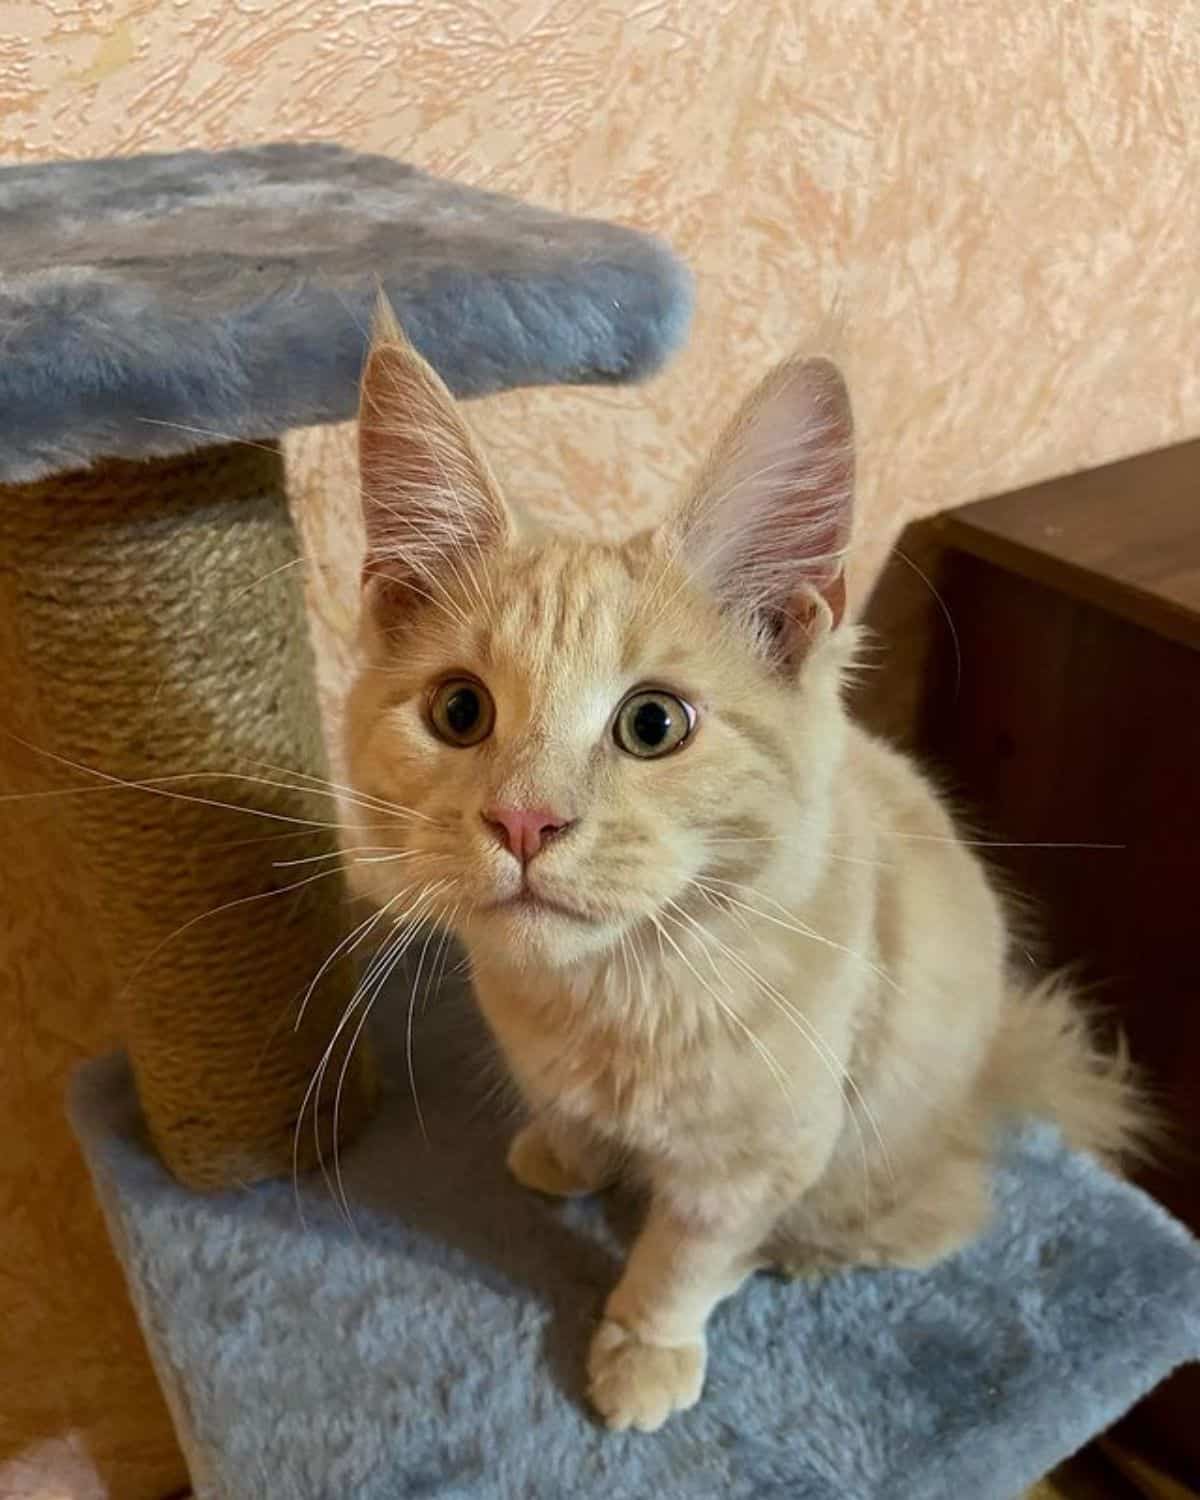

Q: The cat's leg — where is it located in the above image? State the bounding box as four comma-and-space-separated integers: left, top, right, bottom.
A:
853, 1144, 991, 1269
586, 1196, 770, 1432
507, 1115, 615, 1199
768, 1142, 991, 1274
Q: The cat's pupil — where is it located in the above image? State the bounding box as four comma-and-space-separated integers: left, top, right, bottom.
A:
446, 688, 480, 735
633, 699, 671, 747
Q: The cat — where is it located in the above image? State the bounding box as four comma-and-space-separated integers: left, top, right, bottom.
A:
342, 304, 1143, 1432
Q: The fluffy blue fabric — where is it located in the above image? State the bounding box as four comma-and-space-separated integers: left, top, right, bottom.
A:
70, 971, 1200, 1500
0, 142, 692, 483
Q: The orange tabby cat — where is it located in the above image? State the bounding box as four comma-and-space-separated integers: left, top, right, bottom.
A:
344, 308, 1140, 1432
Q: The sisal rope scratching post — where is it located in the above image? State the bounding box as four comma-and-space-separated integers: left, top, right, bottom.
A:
0, 140, 691, 1194
0, 445, 373, 1188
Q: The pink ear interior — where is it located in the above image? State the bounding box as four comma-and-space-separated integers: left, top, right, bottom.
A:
679, 354, 855, 663
357, 331, 509, 618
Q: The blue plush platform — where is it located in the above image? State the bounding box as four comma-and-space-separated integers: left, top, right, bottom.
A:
0, 142, 690, 483
71, 966, 1200, 1500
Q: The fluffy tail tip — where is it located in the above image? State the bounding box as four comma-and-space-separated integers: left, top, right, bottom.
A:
989, 975, 1161, 1173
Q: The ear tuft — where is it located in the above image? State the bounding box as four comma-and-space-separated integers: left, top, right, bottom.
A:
370, 288, 404, 347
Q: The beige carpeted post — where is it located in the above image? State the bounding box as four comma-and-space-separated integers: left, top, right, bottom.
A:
0, 442, 375, 1189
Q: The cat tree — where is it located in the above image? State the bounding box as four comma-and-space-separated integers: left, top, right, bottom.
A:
0, 141, 690, 1188
6, 143, 1198, 1498
74, 980, 1200, 1499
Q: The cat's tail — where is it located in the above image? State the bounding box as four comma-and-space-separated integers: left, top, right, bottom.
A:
984, 974, 1156, 1172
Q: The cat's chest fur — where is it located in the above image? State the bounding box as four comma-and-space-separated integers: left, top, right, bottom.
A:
472, 960, 738, 1154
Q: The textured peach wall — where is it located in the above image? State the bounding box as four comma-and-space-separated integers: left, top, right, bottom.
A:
2, 3, 1198, 1495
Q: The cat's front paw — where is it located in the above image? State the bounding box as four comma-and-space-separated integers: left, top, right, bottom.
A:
506, 1122, 601, 1198
586, 1318, 706, 1432
770, 1254, 842, 1283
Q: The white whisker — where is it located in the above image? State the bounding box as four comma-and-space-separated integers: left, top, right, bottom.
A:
298, 879, 449, 1225
653, 908, 800, 1129
698, 875, 905, 999
242, 756, 441, 825
293, 888, 403, 1033
677, 887, 891, 1211
134, 416, 281, 455
892, 545, 962, 701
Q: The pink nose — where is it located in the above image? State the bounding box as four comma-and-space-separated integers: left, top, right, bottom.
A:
483, 806, 572, 863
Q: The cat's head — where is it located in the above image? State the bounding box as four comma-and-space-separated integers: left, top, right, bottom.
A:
344, 307, 856, 969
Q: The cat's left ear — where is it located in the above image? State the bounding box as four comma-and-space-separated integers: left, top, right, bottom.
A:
673, 355, 854, 669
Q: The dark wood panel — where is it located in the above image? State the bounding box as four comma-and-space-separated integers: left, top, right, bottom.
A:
917, 548, 1200, 1488
933, 440, 1200, 653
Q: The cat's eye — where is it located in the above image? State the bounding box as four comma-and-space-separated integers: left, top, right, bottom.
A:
613, 689, 695, 759
428, 677, 495, 747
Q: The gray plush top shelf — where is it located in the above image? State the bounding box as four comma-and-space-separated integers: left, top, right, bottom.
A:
0, 142, 691, 484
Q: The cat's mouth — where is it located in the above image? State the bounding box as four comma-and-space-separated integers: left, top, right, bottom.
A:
485, 886, 594, 924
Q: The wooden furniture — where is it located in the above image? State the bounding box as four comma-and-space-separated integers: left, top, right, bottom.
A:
859, 441, 1200, 1490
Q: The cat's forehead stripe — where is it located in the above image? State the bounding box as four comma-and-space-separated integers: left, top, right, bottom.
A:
483, 544, 638, 664
466, 542, 741, 706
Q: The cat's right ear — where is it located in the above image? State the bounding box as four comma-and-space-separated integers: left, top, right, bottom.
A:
358, 299, 510, 621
